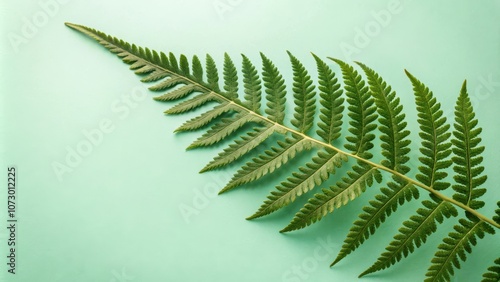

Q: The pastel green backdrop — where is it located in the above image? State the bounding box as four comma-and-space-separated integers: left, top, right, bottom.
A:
1, 1, 499, 281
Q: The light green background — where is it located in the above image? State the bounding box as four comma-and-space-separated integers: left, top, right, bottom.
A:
1, 1, 499, 281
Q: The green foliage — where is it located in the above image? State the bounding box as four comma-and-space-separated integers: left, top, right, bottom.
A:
205, 54, 220, 92
247, 148, 347, 220
482, 257, 500, 282
191, 55, 203, 82
407, 70, 452, 190
223, 53, 239, 101
451, 81, 487, 209
359, 72, 458, 277
66, 23, 500, 281
313, 54, 344, 145
331, 59, 376, 159
261, 53, 287, 124
424, 81, 495, 281
426, 213, 495, 281
288, 51, 316, 134
241, 54, 262, 113
281, 161, 382, 233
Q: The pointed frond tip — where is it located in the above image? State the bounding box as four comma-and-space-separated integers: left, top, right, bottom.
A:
451, 80, 487, 209
65, 23, 500, 282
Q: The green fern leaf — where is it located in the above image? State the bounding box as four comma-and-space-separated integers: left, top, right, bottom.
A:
451, 81, 487, 209
200, 124, 278, 172
281, 162, 381, 232
174, 103, 236, 132
191, 55, 203, 82
65, 23, 500, 282
163, 91, 220, 114
140, 70, 169, 82
132, 63, 155, 74
206, 54, 221, 92
277, 60, 377, 230
313, 54, 344, 144
223, 53, 239, 101
482, 257, 500, 282
281, 60, 380, 232
288, 51, 316, 134
148, 76, 185, 91
179, 54, 190, 76
359, 63, 411, 173
261, 53, 287, 124
187, 112, 258, 150
333, 63, 416, 266
333, 175, 419, 266
425, 81, 492, 281
407, 70, 452, 189
220, 135, 311, 194
154, 84, 202, 102
241, 54, 262, 113
248, 148, 347, 219
168, 52, 179, 73
361, 71, 455, 276
330, 58, 376, 158
361, 199, 458, 277
425, 214, 495, 282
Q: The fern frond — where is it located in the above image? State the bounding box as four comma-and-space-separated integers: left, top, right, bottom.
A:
206, 54, 221, 92
361, 199, 457, 277
281, 61, 382, 232
200, 124, 278, 172
248, 148, 347, 219
261, 53, 287, 124
220, 135, 312, 194
168, 52, 179, 73
273, 60, 377, 228
359, 63, 411, 173
451, 81, 487, 209
191, 55, 203, 82
187, 112, 258, 150
66, 23, 500, 282
361, 72, 456, 276
482, 257, 500, 282
163, 92, 219, 114
154, 84, 202, 102
407, 70, 452, 190
288, 51, 316, 134
333, 178, 419, 266
140, 70, 169, 82
241, 54, 262, 113
148, 76, 186, 91
174, 103, 236, 132
132, 64, 155, 74
223, 53, 239, 101
334, 63, 416, 266
281, 162, 381, 232
330, 58, 376, 158
313, 54, 344, 144
425, 81, 493, 281
179, 54, 190, 76
425, 214, 495, 282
